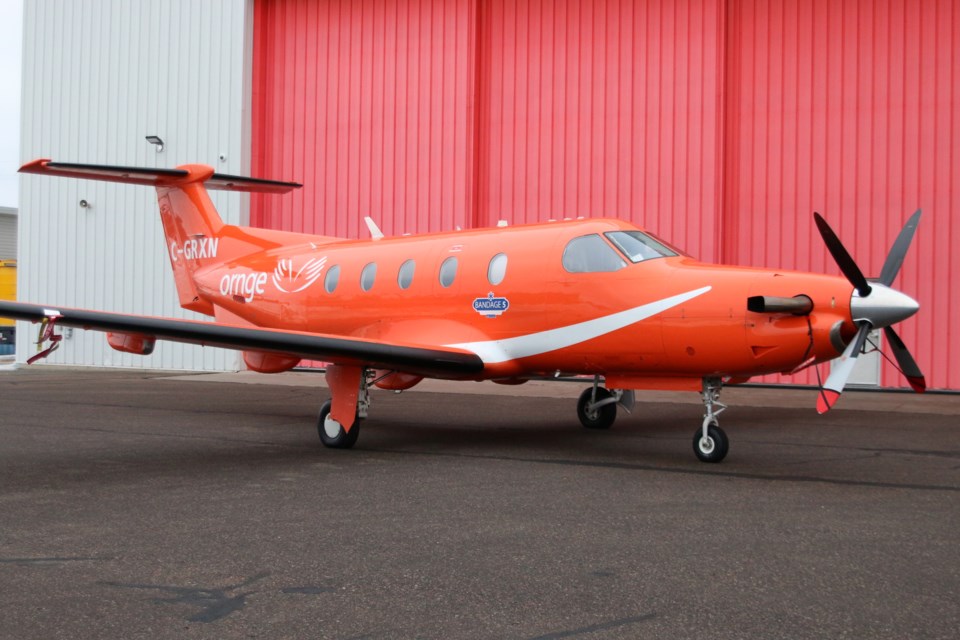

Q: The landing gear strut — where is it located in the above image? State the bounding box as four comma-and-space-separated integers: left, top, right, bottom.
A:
317, 367, 372, 449
693, 376, 729, 463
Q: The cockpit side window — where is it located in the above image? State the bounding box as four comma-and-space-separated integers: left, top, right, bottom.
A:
605, 230, 679, 262
561, 234, 628, 273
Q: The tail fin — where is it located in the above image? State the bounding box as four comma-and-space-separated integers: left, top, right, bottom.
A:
20, 159, 301, 315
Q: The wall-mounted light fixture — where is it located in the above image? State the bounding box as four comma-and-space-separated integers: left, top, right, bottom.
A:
79, 199, 90, 209
145, 135, 164, 152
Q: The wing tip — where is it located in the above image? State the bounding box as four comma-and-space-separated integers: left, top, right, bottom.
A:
18, 158, 51, 174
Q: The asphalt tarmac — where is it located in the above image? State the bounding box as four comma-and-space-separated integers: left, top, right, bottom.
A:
1, 366, 958, 639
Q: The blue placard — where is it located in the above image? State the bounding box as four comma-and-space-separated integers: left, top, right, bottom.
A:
472, 292, 510, 318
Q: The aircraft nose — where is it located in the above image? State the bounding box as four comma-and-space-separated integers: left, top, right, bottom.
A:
850, 283, 919, 328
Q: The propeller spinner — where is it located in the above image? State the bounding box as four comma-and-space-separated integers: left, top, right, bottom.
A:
814, 210, 925, 413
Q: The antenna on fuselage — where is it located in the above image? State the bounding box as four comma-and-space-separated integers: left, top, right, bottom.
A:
364, 217, 385, 240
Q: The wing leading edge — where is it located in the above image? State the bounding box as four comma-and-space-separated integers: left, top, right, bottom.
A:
0, 302, 484, 378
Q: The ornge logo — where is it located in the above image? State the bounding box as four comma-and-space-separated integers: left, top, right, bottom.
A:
273, 257, 327, 294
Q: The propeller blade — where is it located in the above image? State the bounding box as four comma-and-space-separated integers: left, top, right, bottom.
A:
813, 212, 872, 297
883, 326, 926, 393
878, 209, 922, 286
817, 323, 872, 414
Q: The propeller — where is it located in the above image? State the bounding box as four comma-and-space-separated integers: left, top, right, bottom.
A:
814, 210, 924, 413
878, 209, 922, 286
814, 213, 872, 297
883, 325, 926, 393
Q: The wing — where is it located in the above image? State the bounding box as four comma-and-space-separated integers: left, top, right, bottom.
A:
0, 301, 484, 378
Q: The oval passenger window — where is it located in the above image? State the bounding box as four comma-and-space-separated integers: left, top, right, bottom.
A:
398, 259, 416, 289
439, 257, 458, 287
324, 264, 341, 293
487, 253, 508, 286
360, 262, 377, 291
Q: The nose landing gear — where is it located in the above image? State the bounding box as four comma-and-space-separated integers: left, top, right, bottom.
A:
693, 377, 729, 463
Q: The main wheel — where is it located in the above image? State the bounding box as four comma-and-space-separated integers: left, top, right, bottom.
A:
317, 400, 360, 449
577, 387, 617, 430
693, 424, 728, 463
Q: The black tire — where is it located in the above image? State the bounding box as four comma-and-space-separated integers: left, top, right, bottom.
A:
317, 400, 360, 449
693, 424, 728, 463
577, 387, 617, 430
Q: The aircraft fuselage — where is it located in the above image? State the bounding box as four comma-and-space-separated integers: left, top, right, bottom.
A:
191, 218, 855, 383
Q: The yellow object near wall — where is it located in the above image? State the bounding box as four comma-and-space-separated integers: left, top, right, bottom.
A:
0, 260, 16, 329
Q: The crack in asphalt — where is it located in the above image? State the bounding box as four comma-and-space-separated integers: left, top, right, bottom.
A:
100, 573, 272, 623
99, 573, 339, 623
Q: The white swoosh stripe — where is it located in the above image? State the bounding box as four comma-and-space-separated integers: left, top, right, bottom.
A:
447, 286, 711, 364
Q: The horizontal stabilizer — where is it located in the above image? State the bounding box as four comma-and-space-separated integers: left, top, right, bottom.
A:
19, 159, 302, 194
206, 172, 303, 193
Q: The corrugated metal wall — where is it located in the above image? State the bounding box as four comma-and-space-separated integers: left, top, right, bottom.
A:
476, 0, 724, 261
18, 0, 252, 370
250, 0, 478, 238
252, 0, 958, 390
21, 0, 951, 385
723, 0, 960, 388
0, 211, 16, 259
251, 0, 725, 260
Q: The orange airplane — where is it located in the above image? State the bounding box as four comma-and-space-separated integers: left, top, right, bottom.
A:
0, 159, 925, 463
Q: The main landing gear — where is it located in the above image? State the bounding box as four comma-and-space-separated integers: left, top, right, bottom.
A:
316, 366, 372, 449
576, 375, 730, 463
576, 376, 635, 430
317, 400, 361, 448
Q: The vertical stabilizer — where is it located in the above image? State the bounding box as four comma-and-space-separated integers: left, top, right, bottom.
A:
156, 165, 226, 314
19, 159, 302, 316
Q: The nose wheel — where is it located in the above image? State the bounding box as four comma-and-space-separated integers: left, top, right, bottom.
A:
693, 377, 729, 463
693, 422, 728, 463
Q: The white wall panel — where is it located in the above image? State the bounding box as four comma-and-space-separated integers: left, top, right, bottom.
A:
18, 0, 253, 370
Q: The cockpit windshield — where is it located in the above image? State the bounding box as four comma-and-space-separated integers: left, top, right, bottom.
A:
605, 230, 679, 263
561, 234, 628, 273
